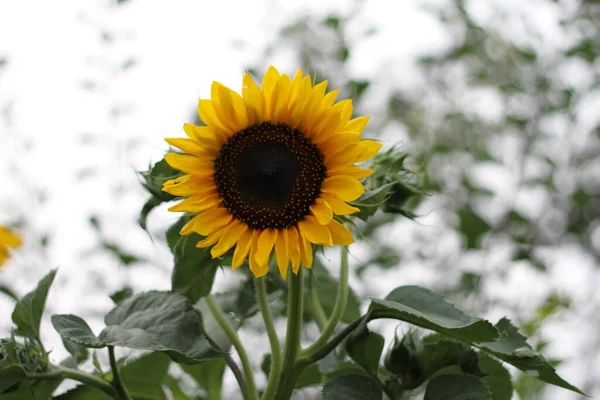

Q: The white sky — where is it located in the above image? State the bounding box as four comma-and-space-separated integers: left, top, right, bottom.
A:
0, 0, 596, 399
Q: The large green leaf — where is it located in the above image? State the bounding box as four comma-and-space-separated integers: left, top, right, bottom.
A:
97, 291, 219, 363
345, 325, 385, 376
168, 217, 222, 303
476, 318, 584, 395
478, 353, 512, 400
51, 315, 105, 349
0, 365, 25, 393
424, 374, 491, 400
53, 386, 112, 400
322, 374, 382, 400
181, 358, 227, 399
369, 286, 498, 343
120, 352, 171, 400
313, 261, 361, 323
0, 380, 61, 400
11, 270, 57, 341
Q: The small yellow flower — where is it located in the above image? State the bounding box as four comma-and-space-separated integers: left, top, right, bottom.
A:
163, 66, 381, 278
0, 226, 22, 268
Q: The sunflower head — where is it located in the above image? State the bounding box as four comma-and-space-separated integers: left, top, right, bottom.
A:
162, 66, 381, 278
0, 226, 22, 268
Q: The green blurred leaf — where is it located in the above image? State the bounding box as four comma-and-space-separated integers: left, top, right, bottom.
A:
424, 374, 491, 400
60, 337, 90, 366
53, 386, 112, 400
138, 158, 183, 230
458, 207, 491, 249
51, 314, 105, 349
180, 358, 227, 399
0, 380, 61, 400
478, 353, 513, 400
345, 325, 385, 376
11, 270, 57, 341
322, 374, 382, 400
369, 286, 499, 342
0, 365, 26, 393
168, 217, 222, 303
477, 318, 584, 395
313, 262, 361, 323
120, 352, 171, 400
0, 286, 17, 301
109, 287, 134, 305
97, 291, 219, 363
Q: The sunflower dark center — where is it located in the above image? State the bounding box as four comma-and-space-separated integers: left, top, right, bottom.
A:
214, 122, 326, 230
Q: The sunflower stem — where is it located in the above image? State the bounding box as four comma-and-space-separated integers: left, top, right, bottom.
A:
301, 246, 349, 359
108, 346, 132, 400
205, 294, 259, 400
274, 266, 305, 399
307, 272, 328, 331
256, 277, 282, 400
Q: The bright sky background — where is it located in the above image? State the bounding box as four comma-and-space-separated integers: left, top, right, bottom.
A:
0, 0, 596, 399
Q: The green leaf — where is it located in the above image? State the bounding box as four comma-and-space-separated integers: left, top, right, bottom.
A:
97, 291, 219, 363
458, 207, 491, 249
477, 318, 584, 395
345, 325, 385, 376
181, 358, 227, 399
60, 337, 90, 366
322, 374, 382, 400
140, 158, 182, 201
369, 286, 499, 343
109, 287, 134, 305
11, 270, 57, 341
424, 374, 491, 400
168, 217, 222, 303
0, 365, 26, 393
53, 386, 112, 400
120, 352, 171, 400
478, 353, 513, 400
352, 183, 394, 221
51, 314, 105, 349
0, 380, 61, 400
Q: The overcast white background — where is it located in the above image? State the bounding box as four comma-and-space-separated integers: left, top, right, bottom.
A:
0, 0, 597, 399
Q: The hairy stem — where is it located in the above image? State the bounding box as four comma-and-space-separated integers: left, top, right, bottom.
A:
301, 246, 349, 358
274, 267, 305, 399
256, 277, 282, 400
108, 346, 132, 400
25, 366, 117, 397
205, 294, 259, 400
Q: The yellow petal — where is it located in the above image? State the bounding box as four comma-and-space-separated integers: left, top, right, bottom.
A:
183, 123, 223, 147
319, 193, 360, 215
162, 176, 216, 197
261, 66, 281, 119
287, 227, 301, 274
327, 166, 374, 180
355, 140, 382, 162
195, 229, 226, 248
275, 232, 289, 279
232, 229, 254, 270
298, 215, 333, 246
328, 220, 355, 246
211, 81, 248, 132
242, 73, 264, 123
165, 138, 217, 158
344, 116, 369, 133
165, 153, 214, 175
321, 176, 365, 202
198, 100, 232, 139
254, 229, 278, 266
310, 198, 333, 225
0, 227, 22, 249
192, 208, 233, 236
271, 74, 292, 122
249, 232, 269, 277
299, 238, 313, 271
167, 195, 220, 213
211, 221, 247, 258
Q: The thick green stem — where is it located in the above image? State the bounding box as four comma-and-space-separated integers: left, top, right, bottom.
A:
307, 273, 328, 330
301, 246, 349, 358
256, 277, 282, 400
26, 366, 117, 397
205, 294, 259, 400
274, 267, 305, 399
108, 346, 132, 400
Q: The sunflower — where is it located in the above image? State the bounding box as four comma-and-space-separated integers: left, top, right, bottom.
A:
162, 66, 381, 278
0, 226, 22, 268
